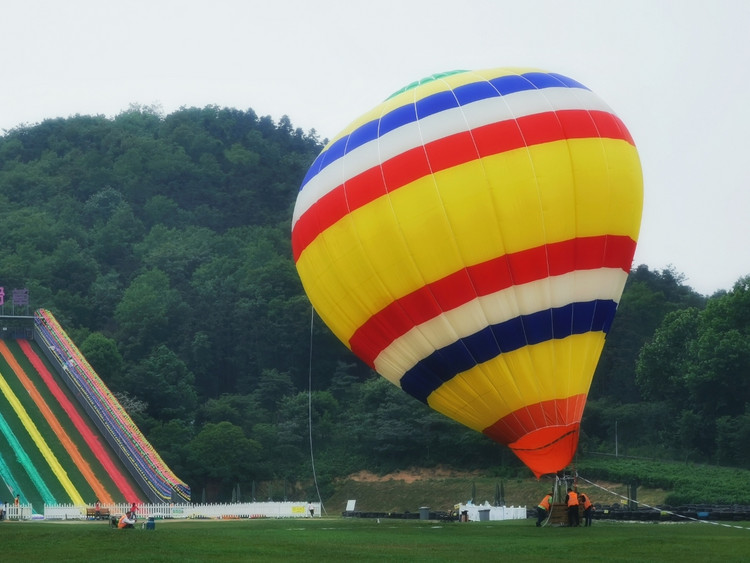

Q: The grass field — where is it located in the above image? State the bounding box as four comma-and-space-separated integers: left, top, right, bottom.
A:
3, 517, 749, 562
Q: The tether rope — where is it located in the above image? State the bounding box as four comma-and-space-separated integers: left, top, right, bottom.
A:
577, 473, 750, 531
539, 474, 568, 527
307, 305, 325, 515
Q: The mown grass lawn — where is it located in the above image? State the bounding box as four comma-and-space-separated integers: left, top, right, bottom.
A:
2, 517, 749, 562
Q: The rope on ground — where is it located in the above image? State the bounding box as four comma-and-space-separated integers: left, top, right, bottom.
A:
576, 473, 750, 531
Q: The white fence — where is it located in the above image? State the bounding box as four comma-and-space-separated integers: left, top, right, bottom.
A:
1, 504, 33, 520
34, 502, 321, 521
457, 502, 527, 521
10, 502, 522, 522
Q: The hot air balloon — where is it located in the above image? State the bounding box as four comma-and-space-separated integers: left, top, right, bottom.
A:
291, 68, 643, 477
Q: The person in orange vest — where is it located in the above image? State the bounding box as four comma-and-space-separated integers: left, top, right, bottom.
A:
118, 511, 136, 529
536, 492, 553, 527
565, 487, 580, 527
580, 493, 594, 526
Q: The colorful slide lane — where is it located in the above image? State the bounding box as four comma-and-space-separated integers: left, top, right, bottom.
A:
0, 450, 25, 501
0, 309, 190, 507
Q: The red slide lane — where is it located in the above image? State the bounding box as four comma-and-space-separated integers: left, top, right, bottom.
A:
18, 339, 142, 503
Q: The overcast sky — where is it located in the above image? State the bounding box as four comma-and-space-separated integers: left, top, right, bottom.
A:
2, 0, 747, 296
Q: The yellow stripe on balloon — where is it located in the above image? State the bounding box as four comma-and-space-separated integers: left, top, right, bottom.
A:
296, 138, 641, 344
426, 333, 604, 432
567, 139, 644, 238
483, 139, 643, 251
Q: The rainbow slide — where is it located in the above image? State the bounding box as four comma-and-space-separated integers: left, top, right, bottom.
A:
0, 337, 141, 509
0, 310, 189, 510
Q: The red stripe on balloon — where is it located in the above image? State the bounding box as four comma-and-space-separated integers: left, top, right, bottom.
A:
349, 235, 635, 367
292, 109, 634, 261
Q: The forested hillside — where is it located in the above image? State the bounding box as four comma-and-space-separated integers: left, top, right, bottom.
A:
1, 106, 748, 501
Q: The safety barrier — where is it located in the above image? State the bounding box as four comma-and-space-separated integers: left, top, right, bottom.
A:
40, 502, 321, 521
43, 504, 85, 520
456, 503, 527, 521
1, 504, 34, 521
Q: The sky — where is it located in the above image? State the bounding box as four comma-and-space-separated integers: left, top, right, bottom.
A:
1, 0, 748, 296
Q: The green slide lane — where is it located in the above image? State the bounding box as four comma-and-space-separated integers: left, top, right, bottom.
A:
0, 451, 23, 500
0, 407, 56, 506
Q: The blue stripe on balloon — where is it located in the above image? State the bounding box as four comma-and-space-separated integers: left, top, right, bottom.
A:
299, 71, 590, 190
521, 72, 570, 89
378, 103, 419, 136
347, 119, 381, 150
415, 90, 460, 119
453, 79, 501, 105
400, 300, 618, 404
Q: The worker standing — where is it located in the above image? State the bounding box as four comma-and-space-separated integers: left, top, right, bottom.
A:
580, 493, 594, 527
565, 488, 580, 527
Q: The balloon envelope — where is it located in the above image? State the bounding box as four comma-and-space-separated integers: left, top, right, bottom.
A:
292, 68, 643, 477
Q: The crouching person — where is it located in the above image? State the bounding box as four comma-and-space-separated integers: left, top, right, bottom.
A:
118, 511, 136, 529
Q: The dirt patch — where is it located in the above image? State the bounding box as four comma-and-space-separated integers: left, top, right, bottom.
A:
345, 466, 481, 484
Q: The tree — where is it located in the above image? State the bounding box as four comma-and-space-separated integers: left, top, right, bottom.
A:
591, 265, 706, 402
635, 308, 700, 404
685, 328, 750, 418
89, 202, 145, 274
79, 332, 125, 390
635, 277, 750, 461
196, 394, 261, 433
187, 421, 262, 495
127, 344, 198, 421
114, 268, 182, 358
144, 419, 194, 477
83, 186, 126, 226
715, 412, 750, 467
49, 239, 98, 296
135, 225, 217, 288
252, 369, 296, 416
